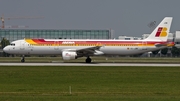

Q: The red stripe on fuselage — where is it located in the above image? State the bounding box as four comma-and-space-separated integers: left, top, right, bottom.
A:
30, 39, 167, 45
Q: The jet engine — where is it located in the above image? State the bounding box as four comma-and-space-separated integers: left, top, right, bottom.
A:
62, 51, 77, 60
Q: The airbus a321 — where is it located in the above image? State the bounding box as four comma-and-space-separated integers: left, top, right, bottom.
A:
3, 17, 174, 63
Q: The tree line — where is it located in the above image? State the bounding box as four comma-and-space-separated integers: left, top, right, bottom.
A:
0, 38, 10, 57
152, 47, 180, 57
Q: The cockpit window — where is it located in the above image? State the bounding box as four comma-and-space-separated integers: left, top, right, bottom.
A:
10, 43, 15, 46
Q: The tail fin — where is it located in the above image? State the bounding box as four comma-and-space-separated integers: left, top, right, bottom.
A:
144, 17, 173, 41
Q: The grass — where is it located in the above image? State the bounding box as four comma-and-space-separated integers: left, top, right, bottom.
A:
0, 66, 180, 101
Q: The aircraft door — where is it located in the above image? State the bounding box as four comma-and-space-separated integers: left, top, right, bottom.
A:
20, 41, 25, 50
96, 42, 102, 47
142, 41, 147, 50
54, 41, 59, 50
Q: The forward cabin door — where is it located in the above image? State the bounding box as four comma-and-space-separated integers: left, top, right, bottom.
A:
20, 41, 25, 50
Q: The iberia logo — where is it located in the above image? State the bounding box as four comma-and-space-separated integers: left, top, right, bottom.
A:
155, 27, 167, 37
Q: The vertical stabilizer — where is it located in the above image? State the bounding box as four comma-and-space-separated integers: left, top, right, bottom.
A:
144, 17, 173, 41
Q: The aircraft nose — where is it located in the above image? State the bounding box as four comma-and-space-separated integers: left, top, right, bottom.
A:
3, 46, 9, 53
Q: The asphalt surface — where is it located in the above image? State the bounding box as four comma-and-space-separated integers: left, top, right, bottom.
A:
0, 63, 180, 66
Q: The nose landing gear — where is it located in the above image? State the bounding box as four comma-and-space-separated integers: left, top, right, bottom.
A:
21, 55, 25, 63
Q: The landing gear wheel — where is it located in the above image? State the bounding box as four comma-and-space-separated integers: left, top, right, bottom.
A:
21, 55, 25, 63
86, 57, 92, 63
21, 59, 25, 63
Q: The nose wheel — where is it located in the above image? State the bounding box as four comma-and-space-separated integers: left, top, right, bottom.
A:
86, 56, 92, 63
21, 55, 25, 63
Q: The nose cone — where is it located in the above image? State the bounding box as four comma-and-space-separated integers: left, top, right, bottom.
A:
3, 46, 8, 53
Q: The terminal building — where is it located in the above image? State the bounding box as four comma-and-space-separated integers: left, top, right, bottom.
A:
0, 29, 113, 42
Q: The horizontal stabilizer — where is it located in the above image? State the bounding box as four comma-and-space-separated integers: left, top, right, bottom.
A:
155, 43, 167, 47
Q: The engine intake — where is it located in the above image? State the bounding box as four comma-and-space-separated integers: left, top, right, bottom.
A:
62, 51, 77, 60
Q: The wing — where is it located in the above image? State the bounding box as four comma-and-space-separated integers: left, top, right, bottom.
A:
76, 46, 104, 56
62, 46, 104, 57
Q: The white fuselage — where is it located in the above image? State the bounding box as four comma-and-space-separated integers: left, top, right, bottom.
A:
3, 39, 168, 56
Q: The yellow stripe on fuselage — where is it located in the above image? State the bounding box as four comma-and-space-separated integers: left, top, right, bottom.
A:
25, 39, 37, 44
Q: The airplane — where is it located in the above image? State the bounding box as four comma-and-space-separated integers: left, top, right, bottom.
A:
3, 17, 174, 63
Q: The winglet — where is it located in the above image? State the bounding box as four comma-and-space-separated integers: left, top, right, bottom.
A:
144, 17, 173, 41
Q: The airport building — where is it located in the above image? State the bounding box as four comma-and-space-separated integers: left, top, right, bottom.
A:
0, 29, 113, 42
118, 35, 142, 40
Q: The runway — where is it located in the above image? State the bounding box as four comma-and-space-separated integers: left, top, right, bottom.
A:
1, 63, 180, 66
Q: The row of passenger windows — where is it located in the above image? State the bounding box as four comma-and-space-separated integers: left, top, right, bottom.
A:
28, 44, 139, 46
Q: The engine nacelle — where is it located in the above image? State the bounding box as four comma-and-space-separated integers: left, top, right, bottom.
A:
62, 51, 77, 60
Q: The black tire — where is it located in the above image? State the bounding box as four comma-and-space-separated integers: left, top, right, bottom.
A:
86, 58, 91, 63
21, 59, 25, 63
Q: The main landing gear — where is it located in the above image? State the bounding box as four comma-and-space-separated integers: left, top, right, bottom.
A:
85, 56, 92, 63
21, 55, 25, 63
